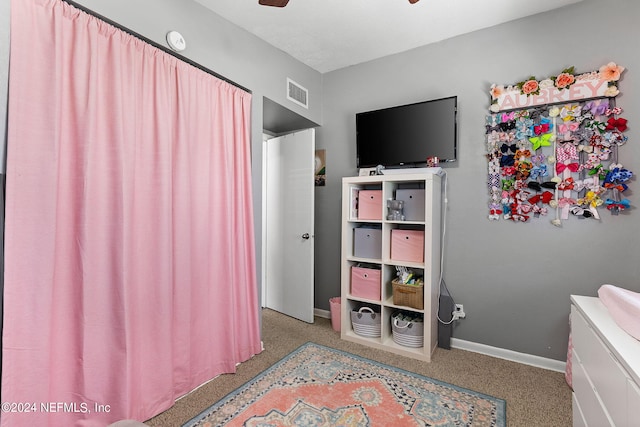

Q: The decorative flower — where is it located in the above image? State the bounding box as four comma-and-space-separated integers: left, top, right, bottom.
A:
604, 85, 620, 97
599, 62, 625, 82
490, 84, 505, 99
490, 103, 500, 113
548, 107, 560, 117
539, 79, 554, 89
555, 72, 575, 89
520, 79, 540, 95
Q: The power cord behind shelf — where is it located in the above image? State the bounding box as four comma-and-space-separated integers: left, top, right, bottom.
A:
435, 170, 458, 325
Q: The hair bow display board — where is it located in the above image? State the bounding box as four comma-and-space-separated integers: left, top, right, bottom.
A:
485, 63, 632, 225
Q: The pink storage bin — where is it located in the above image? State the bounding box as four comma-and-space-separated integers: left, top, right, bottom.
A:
390, 229, 424, 263
351, 266, 381, 300
358, 190, 382, 220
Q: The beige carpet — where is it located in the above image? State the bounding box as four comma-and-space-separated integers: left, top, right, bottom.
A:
146, 309, 572, 426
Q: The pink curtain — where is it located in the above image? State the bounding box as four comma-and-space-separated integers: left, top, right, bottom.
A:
2, 1, 262, 425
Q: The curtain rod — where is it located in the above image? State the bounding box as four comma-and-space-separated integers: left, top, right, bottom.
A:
61, 0, 252, 94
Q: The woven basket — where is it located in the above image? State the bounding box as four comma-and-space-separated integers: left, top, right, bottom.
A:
350, 307, 381, 338
392, 279, 424, 309
392, 312, 424, 348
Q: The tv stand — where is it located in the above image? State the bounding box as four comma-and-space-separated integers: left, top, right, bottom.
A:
381, 167, 443, 176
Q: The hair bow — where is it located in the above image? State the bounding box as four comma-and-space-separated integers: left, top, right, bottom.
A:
603, 131, 628, 146
528, 107, 545, 121
578, 191, 604, 208
529, 164, 548, 179
560, 105, 582, 122
502, 178, 515, 190
487, 173, 500, 190
531, 205, 548, 216
587, 164, 608, 179
501, 143, 517, 153
605, 198, 631, 211
605, 107, 622, 116
605, 167, 633, 183
557, 177, 576, 191
515, 162, 532, 181
501, 111, 516, 122
486, 124, 500, 134
503, 132, 517, 142
500, 154, 515, 167
515, 129, 533, 140
529, 134, 554, 150
501, 166, 516, 176
556, 162, 581, 174
572, 128, 592, 143
558, 122, 579, 133
508, 214, 530, 222
605, 117, 628, 132
604, 182, 628, 192
528, 191, 554, 204
584, 119, 606, 133
499, 121, 516, 131
570, 206, 594, 219
576, 111, 593, 124
558, 197, 576, 208
572, 178, 599, 193
530, 117, 553, 135
583, 100, 609, 116
577, 144, 593, 153
532, 123, 551, 135
556, 144, 578, 162
530, 153, 546, 164
515, 149, 531, 159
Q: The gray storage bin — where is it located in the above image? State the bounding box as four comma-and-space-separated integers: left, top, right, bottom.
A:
395, 189, 425, 221
391, 312, 424, 348
351, 307, 381, 338
353, 227, 382, 259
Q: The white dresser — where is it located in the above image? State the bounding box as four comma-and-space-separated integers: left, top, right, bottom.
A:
571, 295, 640, 426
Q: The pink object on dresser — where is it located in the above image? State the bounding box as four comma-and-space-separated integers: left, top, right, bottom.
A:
390, 229, 425, 263
351, 267, 381, 300
358, 190, 383, 220
598, 284, 640, 340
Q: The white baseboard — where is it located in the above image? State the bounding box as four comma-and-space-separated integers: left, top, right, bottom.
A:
451, 338, 566, 373
313, 307, 565, 373
314, 308, 330, 319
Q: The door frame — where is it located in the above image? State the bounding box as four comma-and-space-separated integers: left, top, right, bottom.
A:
260, 129, 315, 322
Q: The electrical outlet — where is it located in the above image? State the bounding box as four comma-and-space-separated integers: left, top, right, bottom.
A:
452, 304, 466, 320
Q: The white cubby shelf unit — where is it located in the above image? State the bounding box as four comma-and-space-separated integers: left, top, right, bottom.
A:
341, 173, 442, 362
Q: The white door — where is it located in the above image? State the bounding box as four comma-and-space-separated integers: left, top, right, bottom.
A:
263, 128, 315, 323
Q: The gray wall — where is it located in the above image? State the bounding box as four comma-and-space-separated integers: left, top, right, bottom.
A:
3, 0, 639, 363
316, 0, 640, 361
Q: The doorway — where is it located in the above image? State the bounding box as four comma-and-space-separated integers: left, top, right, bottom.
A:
261, 97, 318, 323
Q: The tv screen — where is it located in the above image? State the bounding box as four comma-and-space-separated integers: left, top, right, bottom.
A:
356, 96, 457, 168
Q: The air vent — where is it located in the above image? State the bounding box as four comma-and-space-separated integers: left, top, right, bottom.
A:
287, 78, 309, 109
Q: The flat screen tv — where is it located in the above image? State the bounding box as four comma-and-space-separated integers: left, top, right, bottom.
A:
356, 96, 457, 168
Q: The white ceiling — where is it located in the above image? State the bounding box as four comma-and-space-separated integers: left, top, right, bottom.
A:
194, 0, 582, 73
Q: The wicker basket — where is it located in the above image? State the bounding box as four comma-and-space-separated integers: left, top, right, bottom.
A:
350, 307, 381, 338
392, 279, 424, 309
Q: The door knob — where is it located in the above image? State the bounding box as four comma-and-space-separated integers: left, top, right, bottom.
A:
302, 233, 310, 240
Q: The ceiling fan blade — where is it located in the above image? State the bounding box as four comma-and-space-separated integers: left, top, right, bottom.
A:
409, 0, 420, 3
259, 0, 290, 7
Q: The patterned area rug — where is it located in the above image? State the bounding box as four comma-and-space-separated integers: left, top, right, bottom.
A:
184, 343, 506, 426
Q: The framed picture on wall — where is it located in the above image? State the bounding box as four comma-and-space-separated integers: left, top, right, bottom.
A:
315, 149, 326, 186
